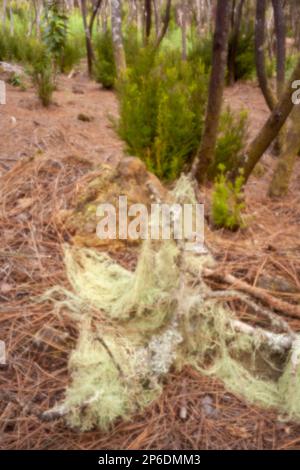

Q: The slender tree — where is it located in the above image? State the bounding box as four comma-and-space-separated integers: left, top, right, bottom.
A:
80, 0, 94, 77
228, 0, 245, 85
193, 0, 231, 185
234, 56, 300, 183
144, 0, 152, 44
272, 0, 286, 98
268, 105, 300, 198
111, 0, 126, 76
271, 0, 286, 155
155, 0, 172, 49
80, 0, 102, 77
255, 0, 276, 111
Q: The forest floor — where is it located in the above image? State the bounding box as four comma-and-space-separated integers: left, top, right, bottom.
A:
1, 69, 300, 450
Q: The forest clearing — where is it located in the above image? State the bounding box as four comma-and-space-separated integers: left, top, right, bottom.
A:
1, 0, 300, 453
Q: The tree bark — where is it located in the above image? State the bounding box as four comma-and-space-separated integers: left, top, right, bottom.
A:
89, 0, 103, 37
144, 0, 152, 44
271, 0, 286, 156
272, 0, 286, 98
80, 0, 103, 77
80, 0, 94, 77
236, 57, 300, 183
155, 0, 172, 49
194, 0, 231, 185
111, 0, 126, 77
228, 0, 245, 85
2, 0, 7, 29
255, 0, 276, 111
268, 105, 300, 198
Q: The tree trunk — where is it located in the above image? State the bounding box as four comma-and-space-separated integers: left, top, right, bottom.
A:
255, 0, 276, 111
2, 0, 7, 29
194, 0, 231, 185
271, 0, 286, 155
178, 1, 188, 61
195, 0, 202, 37
236, 57, 300, 183
111, 0, 126, 77
155, 0, 172, 49
228, 0, 245, 86
127, 0, 138, 28
9, 0, 13, 35
89, 0, 103, 38
144, 0, 152, 44
268, 106, 300, 198
80, 0, 94, 77
152, 0, 160, 37
272, 0, 286, 97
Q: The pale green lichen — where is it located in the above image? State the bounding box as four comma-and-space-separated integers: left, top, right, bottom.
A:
42, 175, 300, 430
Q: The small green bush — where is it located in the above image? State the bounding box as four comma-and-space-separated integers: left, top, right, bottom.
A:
188, 35, 213, 73
213, 108, 248, 176
118, 48, 208, 180
59, 36, 84, 73
0, 29, 46, 64
211, 164, 245, 230
234, 29, 256, 81
43, 2, 68, 74
94, 31, 117, 89
30, 55, 55, 107
189, 29, 255, 82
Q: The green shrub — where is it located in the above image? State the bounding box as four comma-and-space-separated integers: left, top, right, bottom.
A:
118, 48, 208, 180
0, 29, 46, 64
188, 35, 213, 73
124, 26, 141, 67
94, 31, 117, 89
213, 108, 248, 176
234, 29, 256, 81
43, 2, 68, 74
211, 164, 245, 230
30, 55, 55, 107
189, 28, 255, 83
8, 73, 26, 90
59, 35, 84, 73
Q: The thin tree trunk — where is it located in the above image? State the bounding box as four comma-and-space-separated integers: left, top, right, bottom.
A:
101, 0, 108, 33
152, 0, 159, 37
111, 0, 126, 77
195, 0, 202, 37
272, 0, 286, 97
236, 56, 300, 183
194, 0, 231, 185
228, 0, 245, 85
144, 0, 152, 44
80, 0, 94, 77
178, 1, 188, 61
9, 0, 13, 35
155, 0, 172, 49
255, 0, 276, 111
2, 0, 7, 29
89, 0, 103, 37
271, 0, 286, 155
127, 0, 137, 28
268, 105, 300, 198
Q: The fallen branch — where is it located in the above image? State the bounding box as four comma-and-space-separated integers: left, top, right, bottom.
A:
203, 269, 300, 320
205, 289, 294, 335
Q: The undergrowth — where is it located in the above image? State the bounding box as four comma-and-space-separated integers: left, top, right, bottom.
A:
118, 47, 208, 181
211, 164, 246, 230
